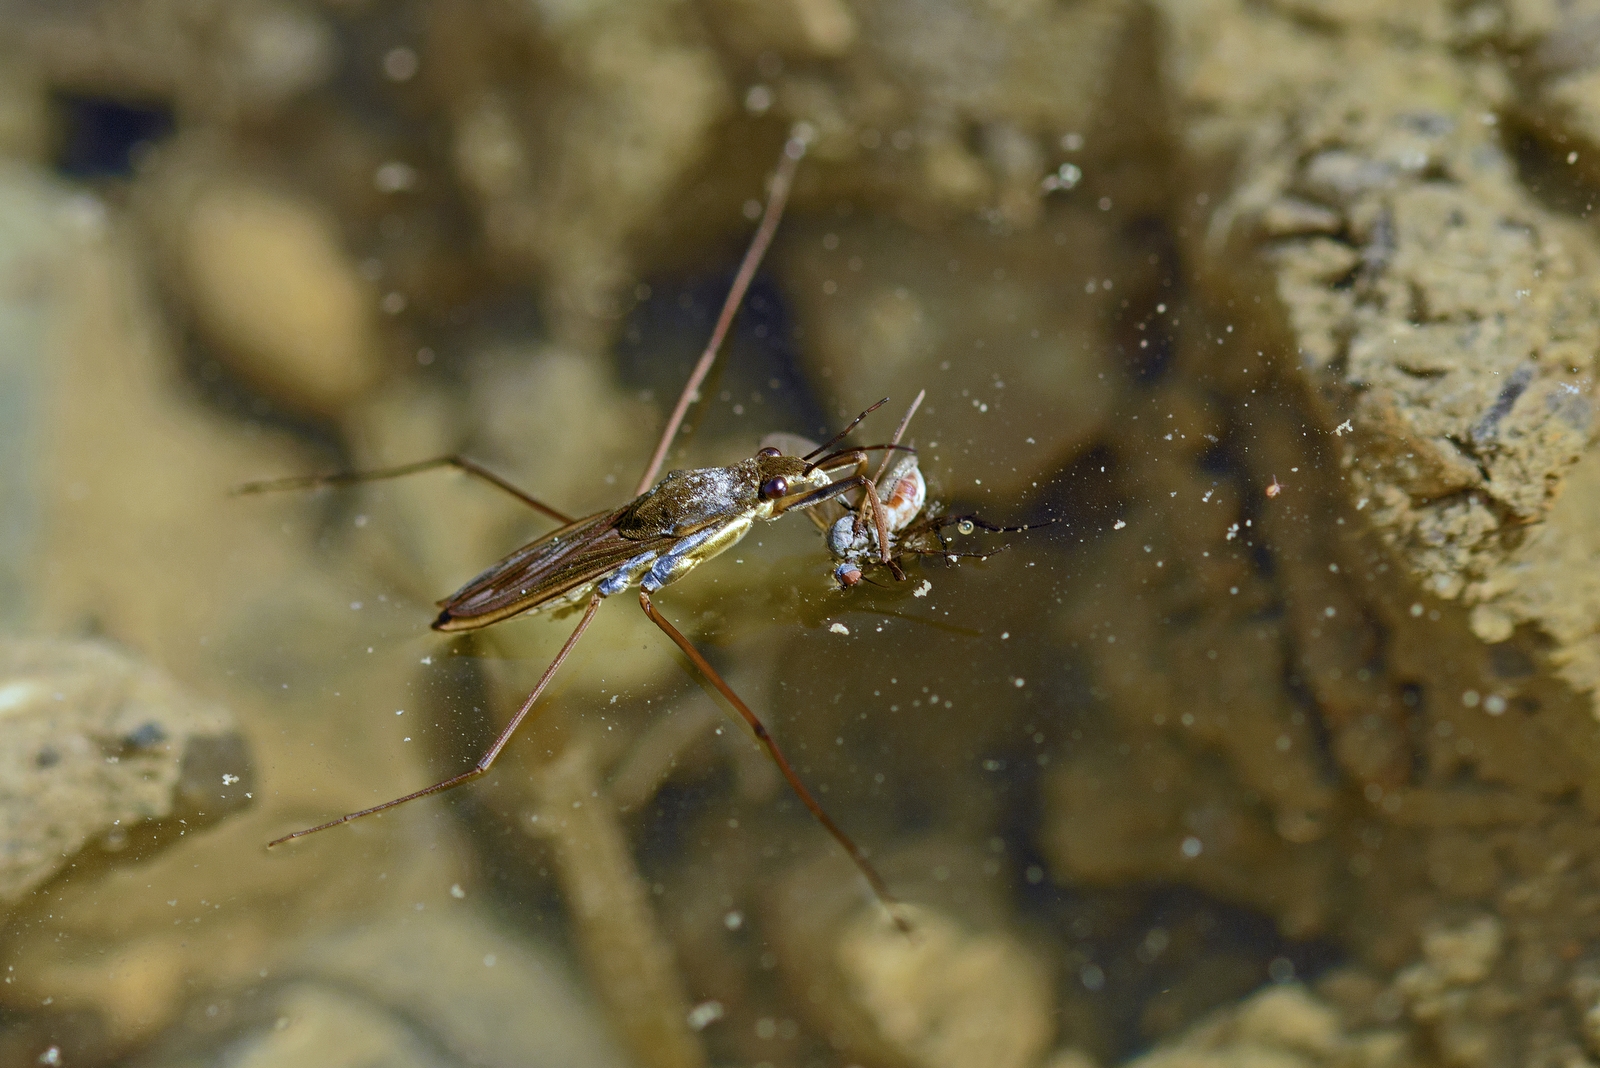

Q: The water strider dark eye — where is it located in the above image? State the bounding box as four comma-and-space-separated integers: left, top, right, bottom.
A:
759, 476, 789, 501
757, 445, 782, 458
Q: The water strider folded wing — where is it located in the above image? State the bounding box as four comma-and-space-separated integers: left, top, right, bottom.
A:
432, 508, 664, 630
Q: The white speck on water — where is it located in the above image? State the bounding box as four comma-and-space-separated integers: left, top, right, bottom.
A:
396, 709, 404, 715
1113, 520, 1126, 530
724, 910, 744, 931
1014, 678, 1026, 688
830, 623, 850, 635
1000, 631, 1010, 639
374, 160, 417, 193
383, 46, 419, 81
913, 579, 933, 598
421, 656, 432, 665
1484, 694, 1507, 715
1181, 836, 1203, 858
687, 1001, 725, 1031
450, 884, 465, 898
222, 774, 240, 785
0, 681, 39, 715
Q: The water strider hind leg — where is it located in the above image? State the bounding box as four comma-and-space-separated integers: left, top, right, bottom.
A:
637, 589, 909, 932
267, 592, 603, 846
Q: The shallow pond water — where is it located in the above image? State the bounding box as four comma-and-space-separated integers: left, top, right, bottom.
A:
7, 3, 1600, 1068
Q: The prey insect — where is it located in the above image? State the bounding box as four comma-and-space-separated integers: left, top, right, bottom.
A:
809, 390, 1050, 589
239, 131, 912, 923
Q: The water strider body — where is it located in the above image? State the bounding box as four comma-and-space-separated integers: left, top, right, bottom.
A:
434, 447, 875, 629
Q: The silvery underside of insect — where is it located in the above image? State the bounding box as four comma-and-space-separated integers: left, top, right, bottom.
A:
588, 457, 835, 600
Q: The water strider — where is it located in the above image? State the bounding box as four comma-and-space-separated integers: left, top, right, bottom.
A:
239, 129, 920, 924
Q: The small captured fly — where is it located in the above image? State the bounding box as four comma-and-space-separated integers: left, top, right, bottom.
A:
239, 130, 917, 926
808, 390, 1052, 589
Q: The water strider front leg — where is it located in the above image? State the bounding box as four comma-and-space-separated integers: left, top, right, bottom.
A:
268, 592, 603, 846
637, 590, 908, 932
777, 465, 893, 566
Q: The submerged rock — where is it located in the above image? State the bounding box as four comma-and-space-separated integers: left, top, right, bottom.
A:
1124, 982, 1410, 1068
768, 846, 1054, 1068
171, 178, 385, 418
124, 911, 626, 1068
0, 638, 250, 907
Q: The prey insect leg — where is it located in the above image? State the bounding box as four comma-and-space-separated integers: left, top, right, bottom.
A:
636, 129, 811, 495
638, 590, 908, 932
871, 389, 925, 486
268, 592, 603, 846
919, 512, 1056, 552
235, 455, 574, 525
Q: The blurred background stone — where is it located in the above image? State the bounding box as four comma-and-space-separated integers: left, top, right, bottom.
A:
0, 638, 250, 907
